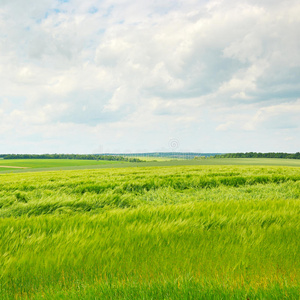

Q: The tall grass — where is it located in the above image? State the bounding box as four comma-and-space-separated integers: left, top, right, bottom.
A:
0, 165, 299, 299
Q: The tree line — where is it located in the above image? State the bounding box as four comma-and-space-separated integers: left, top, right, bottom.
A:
0, 154, 143, 162
213, 152, 300, 159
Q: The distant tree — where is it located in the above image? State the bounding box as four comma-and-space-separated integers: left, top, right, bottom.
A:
2, 154, 144, 162
210, 152, 300, 160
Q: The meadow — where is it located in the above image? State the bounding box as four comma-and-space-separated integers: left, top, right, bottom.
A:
0, 163, 299, 299
0, 159, 119, 172
1, 157, 300, 174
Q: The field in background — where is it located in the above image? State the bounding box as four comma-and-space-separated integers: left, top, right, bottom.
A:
121, 156, 176, 161
132, 158, 300, 167
0, 167, 19, 172
0, 158, 300, 174
0, 164, 299, 299
0, 159, 120, 172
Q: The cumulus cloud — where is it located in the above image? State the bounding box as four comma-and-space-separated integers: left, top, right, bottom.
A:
244, 99, 300, 130
0, 0, 299, 153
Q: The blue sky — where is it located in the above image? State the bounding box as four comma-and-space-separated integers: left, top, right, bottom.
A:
0, 0, 299, 154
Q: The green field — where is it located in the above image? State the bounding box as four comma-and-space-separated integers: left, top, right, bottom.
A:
0, 164, 300, 299
1, 158, 300, 174
0, 159, 120, 172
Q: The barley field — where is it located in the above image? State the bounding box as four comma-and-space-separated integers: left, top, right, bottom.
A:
0, 164, 299, 299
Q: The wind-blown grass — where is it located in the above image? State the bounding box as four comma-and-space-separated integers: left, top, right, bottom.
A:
0, 165, 299, 299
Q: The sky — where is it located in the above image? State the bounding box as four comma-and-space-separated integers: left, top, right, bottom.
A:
0, 0, 299, 154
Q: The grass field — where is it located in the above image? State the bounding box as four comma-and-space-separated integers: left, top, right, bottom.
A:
0, 158, 300, 174
0, 159, 120, 172
0, 167, 19, 172
0, 163, 299, 299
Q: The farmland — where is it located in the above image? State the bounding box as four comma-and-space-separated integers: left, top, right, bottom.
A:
1, 157, 300, 174
0, 159, 120, 172
0, 162, 299, 299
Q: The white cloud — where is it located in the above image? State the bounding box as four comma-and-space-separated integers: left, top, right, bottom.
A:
216, 121, 234, 131
0, 0, 299, 153
244, 100, 300, 130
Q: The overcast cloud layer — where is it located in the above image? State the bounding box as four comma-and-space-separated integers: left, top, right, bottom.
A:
0, 0, 299, 153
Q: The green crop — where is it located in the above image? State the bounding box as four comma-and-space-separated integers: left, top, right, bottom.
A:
0, 159, 119, 170
0, 165, 299, 299
1, 158, 300, 175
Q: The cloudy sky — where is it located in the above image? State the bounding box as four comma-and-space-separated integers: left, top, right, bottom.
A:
0, 0, 299, 154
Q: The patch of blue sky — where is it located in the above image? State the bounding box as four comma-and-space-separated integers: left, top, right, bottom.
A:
103, 5, 114, 17
89, 7, 98, 14
35, 9, 63, 24
97, 28, 106, 35
35, 12, 49, 24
